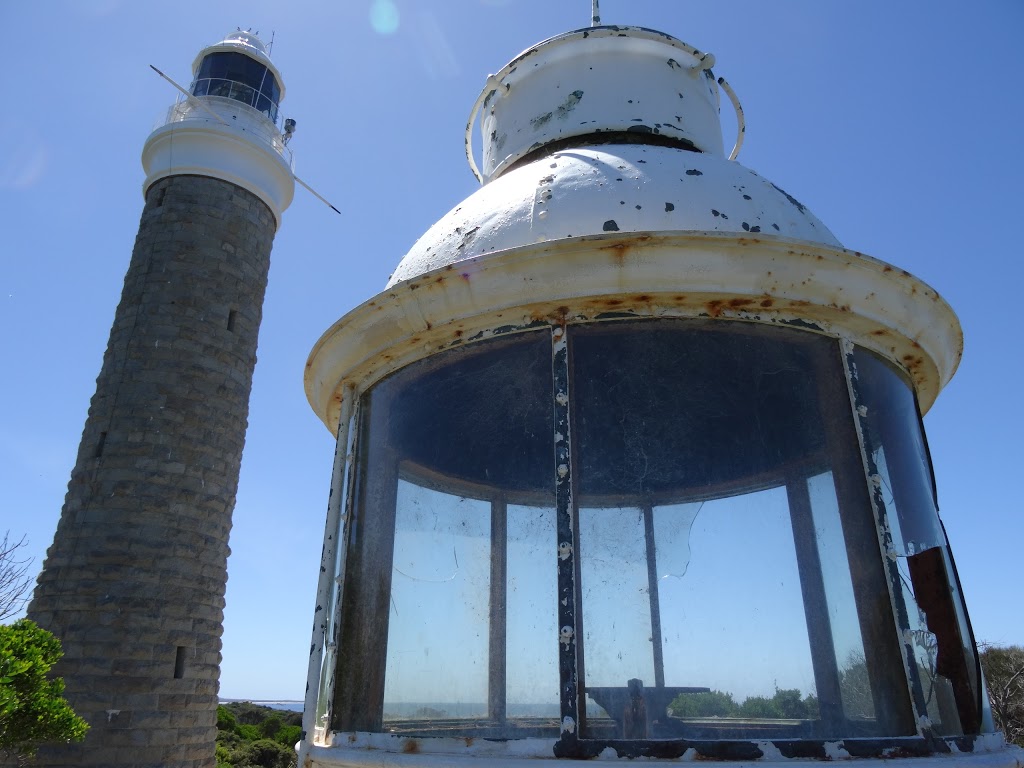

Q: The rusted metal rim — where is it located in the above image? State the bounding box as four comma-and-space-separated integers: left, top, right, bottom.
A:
306, 232, 962, 433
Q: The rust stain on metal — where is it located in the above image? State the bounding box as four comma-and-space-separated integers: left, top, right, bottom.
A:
401, 739, 420, 754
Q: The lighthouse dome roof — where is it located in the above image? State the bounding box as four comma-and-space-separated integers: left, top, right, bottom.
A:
387, 144, 841, 287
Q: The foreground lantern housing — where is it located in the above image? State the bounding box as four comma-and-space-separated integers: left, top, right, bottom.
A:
299, 24, 1016, 766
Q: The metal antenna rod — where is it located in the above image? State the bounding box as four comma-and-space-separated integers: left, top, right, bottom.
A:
592, 0, 600, 26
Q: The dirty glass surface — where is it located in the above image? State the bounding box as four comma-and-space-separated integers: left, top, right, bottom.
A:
571, 321, 910, 740
806, 471, 874, 724
384, 481, 491, 719
853, 348, 981, 735
332, 330, 558, 738
328, 321, 933, 745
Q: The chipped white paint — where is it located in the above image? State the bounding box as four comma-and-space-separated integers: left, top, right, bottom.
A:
300, 735, 1024, 767
757, 741, 786, 761
822, 741, 851, 760
470, 26, 730, 182
389, 144, 840, 287
302, 384, 356, 742
560, 716, 576, 734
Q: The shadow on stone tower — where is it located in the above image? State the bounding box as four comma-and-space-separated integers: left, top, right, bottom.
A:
27, 30, 294, 767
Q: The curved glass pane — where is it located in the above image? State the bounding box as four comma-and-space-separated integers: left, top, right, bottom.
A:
571, 321, 912, 739
332, 331, 558, 738
853, 348, 981, 735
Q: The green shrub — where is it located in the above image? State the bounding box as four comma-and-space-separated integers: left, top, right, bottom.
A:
0, 619, 89, 757
237, 723, 261, 741
260, 714, 283, 738
669, 689, 738, 718
275, 724, 302, 746
218, 704, 239, 732
236, 738, 294, 768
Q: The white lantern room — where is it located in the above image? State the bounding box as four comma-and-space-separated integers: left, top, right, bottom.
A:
297, 20, 1016, 768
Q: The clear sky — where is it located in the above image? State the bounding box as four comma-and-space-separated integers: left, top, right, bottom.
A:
2, 0, 1021, 701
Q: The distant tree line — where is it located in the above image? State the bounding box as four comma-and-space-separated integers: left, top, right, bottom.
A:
981, 645, 1024, 747
216, 701, 302, 768
669, 687, 819, 720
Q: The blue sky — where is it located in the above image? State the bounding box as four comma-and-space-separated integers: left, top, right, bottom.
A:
2, 1, 1021, 700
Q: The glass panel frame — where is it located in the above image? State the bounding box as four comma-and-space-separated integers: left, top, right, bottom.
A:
562, 319, 913, 747
847, 347, 983, 737
330, 328, 559, 738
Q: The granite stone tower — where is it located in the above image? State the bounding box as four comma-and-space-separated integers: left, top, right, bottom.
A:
27, 30, 294, 767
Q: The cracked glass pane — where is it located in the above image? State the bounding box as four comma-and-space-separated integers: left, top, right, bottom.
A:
853, 348, 981, 736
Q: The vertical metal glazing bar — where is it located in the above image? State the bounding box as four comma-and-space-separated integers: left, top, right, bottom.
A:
642, 504, 665, 689
840, 341, 931, 736
301, 383, 356, 744
785, 476, 844, 732
552, 323, 580, 755
489, 497, 508, 724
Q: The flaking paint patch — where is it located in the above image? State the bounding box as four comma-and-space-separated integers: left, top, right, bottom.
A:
757, 741, 785, 760
823, 741, 852, 760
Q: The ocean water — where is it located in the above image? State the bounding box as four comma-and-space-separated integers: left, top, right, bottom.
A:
221, 699, 304, 713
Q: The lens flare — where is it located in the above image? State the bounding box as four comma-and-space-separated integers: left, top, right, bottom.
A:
370, 0, 400, 35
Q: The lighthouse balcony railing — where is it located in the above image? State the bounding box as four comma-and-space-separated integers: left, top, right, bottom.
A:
161, 94, 294, 169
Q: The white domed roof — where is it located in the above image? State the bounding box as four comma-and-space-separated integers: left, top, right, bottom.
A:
388, 144, 840, 286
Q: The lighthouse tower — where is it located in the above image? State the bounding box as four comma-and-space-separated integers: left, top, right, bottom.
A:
298, 19, 1021, 768
28, 30, 294, 767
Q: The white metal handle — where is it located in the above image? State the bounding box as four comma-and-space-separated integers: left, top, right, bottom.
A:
717, 75, 746, 161
465, 75, 499, 184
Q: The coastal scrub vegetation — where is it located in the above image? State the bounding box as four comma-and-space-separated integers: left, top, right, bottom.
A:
981, 644, 1024, 747
668, 686, 819, 720
216, 701, 301, 768
0, 618, 89, 757
1, 532, 88, 758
